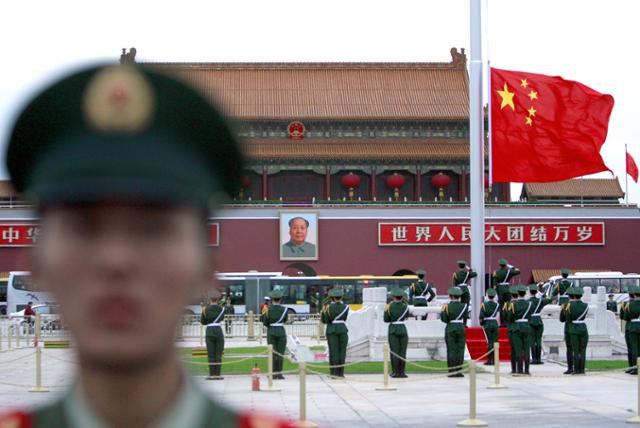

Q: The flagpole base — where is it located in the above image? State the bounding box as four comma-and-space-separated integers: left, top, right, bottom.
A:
457, 418, 488, 427
29, 387, 49, 393
261, 387, 281, 392
486, 384, 506, 389
375, 386, 397, 391
627, 416, 640, 424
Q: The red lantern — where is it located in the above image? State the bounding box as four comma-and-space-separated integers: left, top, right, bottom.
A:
340, 172, 361, 200
385, 173, 406, 201
431, 172, 451, 200
241, 175, 252, 189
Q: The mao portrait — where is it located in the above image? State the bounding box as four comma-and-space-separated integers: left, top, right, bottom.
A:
280, 212, 318, 261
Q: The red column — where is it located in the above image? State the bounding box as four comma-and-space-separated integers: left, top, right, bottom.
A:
459, 171, 467, 201
262, 171, 268, 200
325, 170, 331, 200
415, 169, 422, 201
370, 169, 377, 200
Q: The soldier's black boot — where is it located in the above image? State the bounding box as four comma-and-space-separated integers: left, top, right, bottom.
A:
516, 359, 523, 375
537, 346, 544, 364
510, 357, 516, 374
563, 353, 574, 374
399, 360, 408, 378
390, 357, 398, 378
524, 356, 531, 375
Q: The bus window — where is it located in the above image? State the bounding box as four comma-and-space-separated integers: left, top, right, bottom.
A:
622, 278, 640, 293
578, 278, 598, 293
12, 275, 34, 291
226, 284, 245, 305
600, 278, 621, 294
0, 279, 7, 302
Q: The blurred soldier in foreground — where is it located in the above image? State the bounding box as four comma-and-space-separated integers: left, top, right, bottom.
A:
507, 285, 532, 376
622, 287, 638, 374
565, 288, 589, 375
479, 288, 499, 366
529, 284, 551, 365
622, 286, 640, 375
261, 290, 288, 379
201, 294, 226, 380
440, 287, 468, 377
321, 288, 349, 378
559, 287, 575, 375
384, 288, 410, 378
492, 258, 520, 327
0, 64, 292, 427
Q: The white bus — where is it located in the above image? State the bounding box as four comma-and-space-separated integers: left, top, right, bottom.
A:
544, 271, 640, 303
6, 271, 54, 314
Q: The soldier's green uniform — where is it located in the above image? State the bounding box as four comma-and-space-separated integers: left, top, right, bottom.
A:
505, 287, 520, 374
565, 288, 589, 375
528, 284, 551, 365
0, 63, 293, 427
223, 297, 236, 336
384, 288, 410, 378
321, 288, 349, 378
492, 259, 520, 327
440, 287, 469, 377
507, 285, 533, 375
261, 290, 289, 379
552, 268, 573, 305
201, 298, 227, 379
452, 260, 478, 305
559, 291, 574, 375
607, 295, 618, 314
621, 287, 640, 375
479, 288, 500, 366
409, 269, 436, 309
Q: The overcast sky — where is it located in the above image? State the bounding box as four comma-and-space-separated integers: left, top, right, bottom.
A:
1, 0, 638, 203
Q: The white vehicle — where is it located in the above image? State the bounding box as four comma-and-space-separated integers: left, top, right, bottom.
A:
9, 303, 60, 319
544, 271, 640, 303
6, 271, 54, 315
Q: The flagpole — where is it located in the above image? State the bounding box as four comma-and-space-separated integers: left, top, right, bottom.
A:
469, 0, 485, 328
626, 144, 629, 205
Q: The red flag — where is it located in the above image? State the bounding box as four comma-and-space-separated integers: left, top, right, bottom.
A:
628, 152, 639, 183
491, 68, 614, 183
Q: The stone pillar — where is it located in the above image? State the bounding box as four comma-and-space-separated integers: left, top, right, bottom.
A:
594, 286, 607, 335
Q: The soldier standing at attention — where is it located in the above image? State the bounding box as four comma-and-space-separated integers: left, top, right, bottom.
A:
529, 284, 551, 365
492, 259, 520, 327
566, 287, 589, 375
508, 285, 532, 376
559, 288, 575, 375
622, 286, 640, 375
479, 289, 499, 366
0, 63, 293, 427
607, 294, 618, 314
409, 269, 436, 317
384, 288, 410, 378
261, 290, 289, 379
223, 294, 235, 336
552, 268, 572, 305
321, 288, 349, 378
201, 295, 226, 380
622, 287, 637, 373
505, 287, 520, 374
440, 287, 468, 377
452, 260, 477, 305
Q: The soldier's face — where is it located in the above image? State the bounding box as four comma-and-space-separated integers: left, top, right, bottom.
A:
33, 204, 210, 371
289, 218, 308, 245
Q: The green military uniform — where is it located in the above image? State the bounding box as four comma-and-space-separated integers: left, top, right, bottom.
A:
559, 291, 574, 374
260, 290, 289, 379
0, 63, 292, 427
565, 288, 589, 374
223, 298, 235, 336
621, 287, 639, 374
507, 285, 533, 375
384, 288, 410, 378
452, 260, 478, 305
479, 288, 500, 366
321, 288, 349, 378
201, 301, 226, 379
528, 284, 551, 365
409, 269, 436, 308
505, 287, 520, 373
440, 287, 468, 377
492, 259, 520, 327
607, 296, 618, 314
552, 268, 573, 305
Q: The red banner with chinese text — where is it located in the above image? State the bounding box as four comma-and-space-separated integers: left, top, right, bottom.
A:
378, 222, 604, 246
0, 223, 220, 247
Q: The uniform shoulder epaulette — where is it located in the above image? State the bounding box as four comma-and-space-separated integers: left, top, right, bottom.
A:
0, 411, 32, 428
442, 303, 449, 313
480, 303, 485, 310
238, 411, 296, 428
384, 303, 390, 311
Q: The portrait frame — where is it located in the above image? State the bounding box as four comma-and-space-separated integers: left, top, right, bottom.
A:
279, 211, 319, 261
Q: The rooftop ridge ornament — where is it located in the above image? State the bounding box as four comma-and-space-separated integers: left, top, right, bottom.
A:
120, 47, 137, 64
450, 47, 467, 68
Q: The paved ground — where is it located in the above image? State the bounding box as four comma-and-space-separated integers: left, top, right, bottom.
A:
1, 341, 639, 427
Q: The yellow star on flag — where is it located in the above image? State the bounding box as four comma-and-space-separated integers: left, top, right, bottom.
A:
528, 90, 538, 101
497, 83, 515, 111
520, 79, 529, 88
528, 106, 537, 117
525, 116, 533, 126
